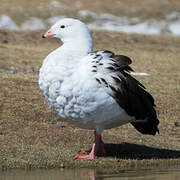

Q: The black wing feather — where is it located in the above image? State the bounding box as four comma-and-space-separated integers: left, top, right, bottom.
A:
97, 50, 159, 135
113, 55, 132, 65
114, 66, 159, 135
91, 50, 159, 135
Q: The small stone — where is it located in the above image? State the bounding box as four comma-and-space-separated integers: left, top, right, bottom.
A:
27, 67, 35, 73
3, 40, 8, 43
168, 125, 172, 129
174, 122, 180, 127
124, 135, 128, 138
60, 163, 64, 168
0, 125, 3, 134
56, 121, 65, 128
9, 67, 18, 74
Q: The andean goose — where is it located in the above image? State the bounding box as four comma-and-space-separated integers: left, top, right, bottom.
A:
39, 18, 159, 160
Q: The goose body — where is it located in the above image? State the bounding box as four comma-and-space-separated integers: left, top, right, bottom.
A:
39, 18, 159, 159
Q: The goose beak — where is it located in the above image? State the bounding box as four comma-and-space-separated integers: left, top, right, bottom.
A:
42, 30, 55, 38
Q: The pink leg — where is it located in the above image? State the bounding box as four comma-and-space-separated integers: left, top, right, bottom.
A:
75, 131, 106, 160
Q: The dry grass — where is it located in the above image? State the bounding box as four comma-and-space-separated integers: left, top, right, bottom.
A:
1, 0, 180, 24
0, 29, 180, 170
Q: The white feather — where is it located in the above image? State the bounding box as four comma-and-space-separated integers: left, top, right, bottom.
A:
39, 18, 134, 134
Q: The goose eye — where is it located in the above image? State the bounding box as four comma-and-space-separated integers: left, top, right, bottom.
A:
60, 25, 65, 28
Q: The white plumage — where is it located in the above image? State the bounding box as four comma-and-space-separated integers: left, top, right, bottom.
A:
39, 18, 159, 159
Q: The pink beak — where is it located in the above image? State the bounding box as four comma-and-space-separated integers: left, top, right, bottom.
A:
42, 30, 55, 38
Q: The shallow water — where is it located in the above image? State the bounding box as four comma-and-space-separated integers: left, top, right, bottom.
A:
1, 168, 180, 180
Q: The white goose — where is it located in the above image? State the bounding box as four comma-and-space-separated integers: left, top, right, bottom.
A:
39, 18, 159, 160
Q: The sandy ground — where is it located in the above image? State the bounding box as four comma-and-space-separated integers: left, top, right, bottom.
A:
0, 29, 180, 170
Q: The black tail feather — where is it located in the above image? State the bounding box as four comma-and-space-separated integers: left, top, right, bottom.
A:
131, 117, 159, 135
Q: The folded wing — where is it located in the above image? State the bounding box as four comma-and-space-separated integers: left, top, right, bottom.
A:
90, 50, 159, 135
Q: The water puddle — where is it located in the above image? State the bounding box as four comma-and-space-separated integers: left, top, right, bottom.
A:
1, 168, 180, 180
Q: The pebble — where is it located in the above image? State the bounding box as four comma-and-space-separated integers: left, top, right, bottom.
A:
60, 163, 64, 168
168, 125, 172, 129
0, 125, 3, 134
124, 134, 128, 138
56, 121, 65, 128
174, 122, 180, 127
168, 125, 176, 131
172, 127, 176, 131
3, 40, 8, 43
9, 67, 18, 74
27, 67, 35, 73
27, 67, 38, 75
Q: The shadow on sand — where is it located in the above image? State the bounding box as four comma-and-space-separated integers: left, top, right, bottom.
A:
104, 142, 180, 159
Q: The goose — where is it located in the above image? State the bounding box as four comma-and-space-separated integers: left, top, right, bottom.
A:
39, 18, 159, 160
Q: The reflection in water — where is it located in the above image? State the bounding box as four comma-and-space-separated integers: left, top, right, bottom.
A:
1, 168, 180, 180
